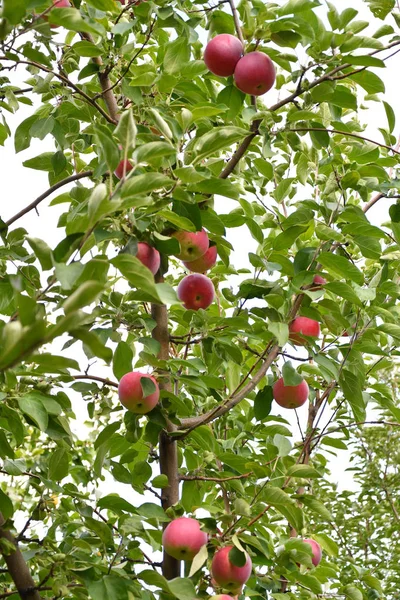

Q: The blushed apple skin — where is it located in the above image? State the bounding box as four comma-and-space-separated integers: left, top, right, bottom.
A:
172, 229, 209, 261
114, 158, 134, 180
273, 377, 309, 409
211, 546, 252, 591
177, 274, 215, 310
183, 245, 217, 273
118, 372, 159, 414
212, 596, 236, 600
136, 242, 160, 275
162, 517, 208, 561
234, 52, 276, 96
289, 316, 321, 346
204, 34, 244, 77
303, 538, 322, 567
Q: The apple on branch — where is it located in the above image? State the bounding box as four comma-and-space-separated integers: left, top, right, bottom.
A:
162, 517, 208, 560
234, 52, 276, 96
118, 372, 159, 414
289, 316, 321, 346
303, 538, 322, 567
136, 242, 160, 275
204, 34, 243, 77
183, 245, 217, 273
273, 377, 309, 409
211, 546, 252, 592
172, 229, 209, 262
177, 273, 215, 310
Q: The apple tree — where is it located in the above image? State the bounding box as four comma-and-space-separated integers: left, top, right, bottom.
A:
0, 0, 400, 599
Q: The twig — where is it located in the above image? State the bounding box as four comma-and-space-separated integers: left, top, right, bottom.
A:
3, 171, 93, 229
70, 374, 119, 388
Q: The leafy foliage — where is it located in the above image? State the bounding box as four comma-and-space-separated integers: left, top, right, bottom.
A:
0, 0, 400, 599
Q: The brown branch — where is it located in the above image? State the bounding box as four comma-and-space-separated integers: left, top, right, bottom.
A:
0, 58, 117, 125
79, 33, 120, 123
228, 0, 245, 46
3, 171, 93, 229
180, 473, 251, 482
178, 345, 280, 433
286, 127, 400, 155
0, 512, 41, 600
218, 39, 400, 179
70, 374, 119, 388
151, 275, 179, 581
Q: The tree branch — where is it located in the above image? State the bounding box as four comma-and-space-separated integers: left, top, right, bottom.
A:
285, 127, 400, 155
0, 512, 41, 600
3, 171, 93, 229
228, 0, 245, 46
70, 374, 118, 388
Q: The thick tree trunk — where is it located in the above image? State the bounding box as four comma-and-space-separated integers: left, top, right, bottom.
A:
151, 292, 180, 580
0, 512, 41, 600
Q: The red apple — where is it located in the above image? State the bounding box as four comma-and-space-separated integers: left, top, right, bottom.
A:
273, 377, 309, 409
183, 245, 217, 273
211, 546, 252, 592
309, 275, 327, 291
136, 242, 160, 275
289, 316, 320, 346
212, 596, 235, 600
234, 52, 276, 96
114, 158, 134, 180
162, 517, 208, 561
118, 372, 159, 414
177, 273, 215, 310
172, 229, 209, 262
204, 34, 244, 77
303, 538, 322, 567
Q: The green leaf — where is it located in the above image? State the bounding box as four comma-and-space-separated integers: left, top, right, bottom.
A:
120, 173, 172, 197
164, 37, 190, 74
62, 281, 105, 314
18, 395, 48, 431
339, 369, 366, 422
72, 41, 104, 57
282, 361, 303, 386
87, 575, 135, 600
2, 0, 26, 24
48, 8, 104, 35
151, 474, 169, 489
71, 328, 113, 363
188, 544, 208, 577
111, 254, 161, 302
48, 448, 69, 481
191, 127, 249, 164
134, 141, 176, 164
351, 70, 385, 94
318, 252, 364, 285
113, 342, 133, 380
254, 386, 273, 421
95, 125, 119, 173
0, 431, 14, 459
168, 578, 197, 600
0, 490, 13, 520
115, 109, 137, 152
287, 464, 320, 478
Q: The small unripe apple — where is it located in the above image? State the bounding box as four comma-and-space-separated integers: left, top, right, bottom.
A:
136, 242, 160, 275
172, 229, 209, 262
211, 546, 252, 592
114, 158, 134, 180
234, 52, 276, 96
204, 34, 244, 77
303, 538, 322, 567
177, 273, 215, 310
183, 245, 217, 273
289, 316, 320, 346
273, 377, 309, 409
118, 372, 159, 414
162, 517, 208, 560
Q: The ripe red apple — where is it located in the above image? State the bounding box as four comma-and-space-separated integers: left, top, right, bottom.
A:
114, 158, 134, 180
303, 538, 322, 567
136, 242, 160, 275
212, 596, 235, 600
162, 517, 208, 561
289, 316, 321, 346
234, 52, 276, 96
204, 34, 244, 77
211, 546, 252, 592
172, 229, 209, 262
183, 245, 217, 273
118, 372, 159, 414
273, 377, 309, 409
177, 273, 215, 310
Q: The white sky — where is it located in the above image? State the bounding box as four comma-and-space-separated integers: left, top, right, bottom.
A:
1, 0, 398, 511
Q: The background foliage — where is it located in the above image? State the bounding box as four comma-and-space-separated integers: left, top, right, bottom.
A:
0, 0, 400, 598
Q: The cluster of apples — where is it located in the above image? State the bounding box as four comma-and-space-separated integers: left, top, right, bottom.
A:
160, 517, 322, 594
204, 34, 276, 96
172, 229, 217, 311
273, 275, 326, 410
